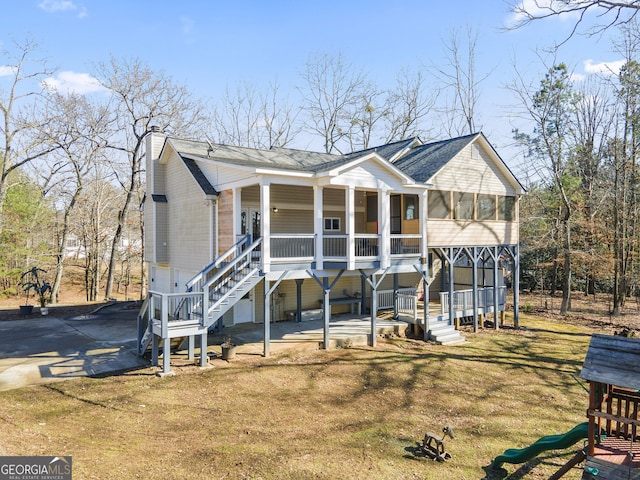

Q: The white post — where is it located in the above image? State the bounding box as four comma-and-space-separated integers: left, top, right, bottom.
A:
314, 186, 324, 270
261, 182, 271, 273
379, 189, 390, 268
346, 186, 355, 269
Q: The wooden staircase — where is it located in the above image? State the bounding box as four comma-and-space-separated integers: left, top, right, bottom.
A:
137, 235, 264, 357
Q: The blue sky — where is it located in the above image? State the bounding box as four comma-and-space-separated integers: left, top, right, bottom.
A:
1, 0, 629, 169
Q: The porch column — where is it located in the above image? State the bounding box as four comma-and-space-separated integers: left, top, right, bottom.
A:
448, 247, 454, 327
420, 191, 428, 261
379, 189, 390, 268
472, 247, 479, 333
264, 279, 271, 357
232, 187, 241, 238
493, 246, 500, 330
260, 182, 271, 273
513, 244, 520, 328
346, 186, 355, 269
314, 186, 324, 270
422, 275, 430, 341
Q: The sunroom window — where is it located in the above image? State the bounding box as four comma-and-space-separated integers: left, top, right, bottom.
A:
454, 192, 474, 220
498, 196, 516, 221
428, 190, 450, 219
477, 194, 496, 221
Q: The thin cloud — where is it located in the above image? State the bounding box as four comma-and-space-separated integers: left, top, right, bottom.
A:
0, 65, 18, 77
38, 0, 87, 18
42, 71, 106, 95
506, 0, 580, 28
584, 58, 625, 76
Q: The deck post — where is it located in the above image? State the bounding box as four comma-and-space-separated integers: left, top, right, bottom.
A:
513, 244, 520, 328
264, 280, 271, 357
493, 246, 500, 330
152, 334, 159, 366
295, 278, 304, 323
199, 331, 207, 367
370, 274, 378, 347
260, 182, 271, 274
472, 247, 479, 333
346, 186, 355, 270
162, 336, 171, 374
448, 247, 454, 327
314, 186, 324, 271
393, 273, 399, 319
188, 335, 195, 361
322, 277, 331, 349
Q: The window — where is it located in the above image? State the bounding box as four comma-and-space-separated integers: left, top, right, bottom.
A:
498, 196, 516, 221
324, 217, 341, 231
454, 192, 474, 220
428, 190, 451, 219
477, 194, 496, 221
404, 195, 419, 220
366, 194, 377, 222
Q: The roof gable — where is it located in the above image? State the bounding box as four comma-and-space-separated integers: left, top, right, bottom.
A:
580, 334, 640, 390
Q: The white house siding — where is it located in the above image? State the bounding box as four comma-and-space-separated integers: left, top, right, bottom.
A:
429, 144, 518, 196
166, 152, 212, 273
332, 163, 405, 191
427, 220, 518, 246
149, 265, 171, 293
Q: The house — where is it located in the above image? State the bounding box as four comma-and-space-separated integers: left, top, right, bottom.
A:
138, 130, 524, 374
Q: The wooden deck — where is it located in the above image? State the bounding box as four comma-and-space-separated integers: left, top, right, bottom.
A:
583, 436, 640, 479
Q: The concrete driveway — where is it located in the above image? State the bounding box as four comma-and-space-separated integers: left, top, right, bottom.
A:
0, 302, 148, 391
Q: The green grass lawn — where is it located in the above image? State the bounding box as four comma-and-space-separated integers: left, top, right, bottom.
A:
0, 314, 597, 479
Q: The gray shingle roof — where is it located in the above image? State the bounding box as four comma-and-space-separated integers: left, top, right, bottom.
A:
166, 133, 503, 187
181, 157, 218, 196
391, 133, 479, 183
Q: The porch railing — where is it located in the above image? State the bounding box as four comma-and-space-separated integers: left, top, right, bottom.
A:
377, 287, 416, 310
271, 234, 315, 259
390, 234, 421, 256
355, 234, 379, 257
440, 286, 507, 315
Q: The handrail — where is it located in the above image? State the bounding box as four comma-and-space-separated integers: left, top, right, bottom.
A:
202, 237, 262, 291
186, 234, 252, 291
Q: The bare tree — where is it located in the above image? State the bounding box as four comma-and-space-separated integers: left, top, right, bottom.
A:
383, 68, 437, 143
93, 56, 208, 299
508, 0, 640, 41
433, 26, 490, 136
210, 81, 298, 149
37, 93, 114, 303
299, 53, 370, 154
0, 38, 59, 236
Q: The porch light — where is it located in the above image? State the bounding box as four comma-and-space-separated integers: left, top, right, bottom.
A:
272, 207, 278, 213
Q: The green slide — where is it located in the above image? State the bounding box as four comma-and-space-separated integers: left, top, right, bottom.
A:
492, 422, 590, 469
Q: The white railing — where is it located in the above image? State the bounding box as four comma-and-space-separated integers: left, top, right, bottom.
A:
186, 234, 253, 292
390, 234, 421, 256
397, 293, 418, 321
377, 287, 417, 310
440, 286, 507, 314
324, 234, 347, 258
271, 234, 315, 259
355, 234, 380, 257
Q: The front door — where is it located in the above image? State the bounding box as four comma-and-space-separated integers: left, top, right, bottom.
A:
241, 208, 261, 243
233, 289, 254, 324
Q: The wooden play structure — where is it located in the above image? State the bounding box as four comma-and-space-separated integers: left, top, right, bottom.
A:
579, 334, 640, 479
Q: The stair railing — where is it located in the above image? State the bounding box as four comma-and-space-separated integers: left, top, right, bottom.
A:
200, 237, 263, 328
185, 234, 253, 293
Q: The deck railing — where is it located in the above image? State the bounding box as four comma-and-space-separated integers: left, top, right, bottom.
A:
390, 234, 421, 256
324, 234, 347, 257
355, 234, 379, 257
271, 234, 315, 259
440, 286, 507, 314
148, 290, 205, 337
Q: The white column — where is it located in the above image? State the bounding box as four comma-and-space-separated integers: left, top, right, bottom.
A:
346, 186, 355, 269
421, 191, 428, 260
261, 182, 271, 273
314, 186, 324, 270
232, 187, 241, 239
379, 189, 390, 268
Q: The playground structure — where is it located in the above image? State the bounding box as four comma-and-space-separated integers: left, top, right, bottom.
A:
492, 334, 640, 479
